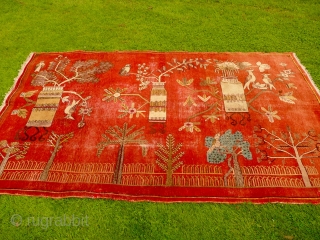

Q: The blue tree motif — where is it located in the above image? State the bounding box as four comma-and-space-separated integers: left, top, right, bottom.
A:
205, 130, 252, 187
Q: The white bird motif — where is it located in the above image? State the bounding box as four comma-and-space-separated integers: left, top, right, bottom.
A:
119, 64, 131, 76
243, 70, 256, 90
64, 100, 80, 120
35, 61, 45, 72
262, 74, 276, 90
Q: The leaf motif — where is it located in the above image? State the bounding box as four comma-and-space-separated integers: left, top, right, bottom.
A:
198, 94, 211, 102
279, 93, 297, 104
21, 90, 38, 98
286, 83, 297, 89
176, 78, 194, 86
0, 140, 8, 148
183, 96, 197, 106
17, 109, 28, 118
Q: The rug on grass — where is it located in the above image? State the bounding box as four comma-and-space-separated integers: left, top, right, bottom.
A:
0, 51, 320, 203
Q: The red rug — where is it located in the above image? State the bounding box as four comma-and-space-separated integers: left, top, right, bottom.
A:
1, 51, 320, 203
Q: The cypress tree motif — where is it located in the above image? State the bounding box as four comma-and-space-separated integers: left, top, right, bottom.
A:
155, 134, 184, 186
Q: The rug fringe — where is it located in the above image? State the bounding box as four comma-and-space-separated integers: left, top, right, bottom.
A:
292, 53, 320, 96
0, 52, 35, 113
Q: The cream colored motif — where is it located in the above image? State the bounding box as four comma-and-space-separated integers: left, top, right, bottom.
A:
26, 86, 63, 127
221, 78, 248, 112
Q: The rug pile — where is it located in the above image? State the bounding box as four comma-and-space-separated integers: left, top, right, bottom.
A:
0, 51, 319, 203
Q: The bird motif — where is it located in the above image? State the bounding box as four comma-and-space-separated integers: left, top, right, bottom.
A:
208, 133, 221, 153
34, 61, 45, 72
64, 100, 80, 120
243, 70, 256, 90
262, 74, 276, 90
119, 64, 131, 76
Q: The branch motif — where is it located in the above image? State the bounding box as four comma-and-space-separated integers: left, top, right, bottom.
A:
32, 56, 113, 87
0, 140, 31, 160
96, 123, 148, 157
254, 126, 320, 163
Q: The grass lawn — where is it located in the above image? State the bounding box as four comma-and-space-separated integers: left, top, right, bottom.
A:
0, 0, 320, 239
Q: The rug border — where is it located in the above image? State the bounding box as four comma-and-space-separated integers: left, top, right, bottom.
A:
0, 189, 320, 204
292, 53, 320, 98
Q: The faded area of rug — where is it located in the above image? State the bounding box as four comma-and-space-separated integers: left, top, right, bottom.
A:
0, 51, 320, 203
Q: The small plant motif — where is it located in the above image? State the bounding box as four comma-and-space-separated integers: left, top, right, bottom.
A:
155, 134, 184, 186
11, 90, 38, 118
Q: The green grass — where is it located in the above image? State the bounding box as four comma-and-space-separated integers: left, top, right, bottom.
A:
0, 0, 320, 239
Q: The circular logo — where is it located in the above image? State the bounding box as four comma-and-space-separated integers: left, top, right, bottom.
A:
11, 214, 22, 227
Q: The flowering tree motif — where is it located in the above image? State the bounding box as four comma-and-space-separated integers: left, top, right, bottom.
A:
40, 131, 74, 181
104, 58, 300, 129
0, 140, 30, 177
97, 123, 148, 184
177, 59, 251, 132
155, 134, 184, 186
177, 77, 223, 132
254, 126, 320, 187
102, 58, 212, 124
205, 130, 252, 187
13, 55, 113, 128
129, 58, 212, 90
32, 55, 112, 86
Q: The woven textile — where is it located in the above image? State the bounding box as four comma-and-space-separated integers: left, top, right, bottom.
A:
0, 51, 320, 203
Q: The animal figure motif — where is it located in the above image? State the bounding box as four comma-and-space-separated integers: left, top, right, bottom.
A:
262, 74, 276, 90
243, 70, 256, 90
35, 61, 45, 72
64, 100, 80, 120
119, 64, 131, 76
208, 133, 221, 153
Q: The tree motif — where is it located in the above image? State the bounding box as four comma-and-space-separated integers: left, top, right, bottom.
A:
39, 131, 74, 181
205, 130, 252, 187
0, 140, 30, 177
31, 55, 113, 87
254, 126, 320, 187
97, 123, 148, 184
127, 58, 212, 90
155, 134, 184, 186
13, 55, 113, 128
